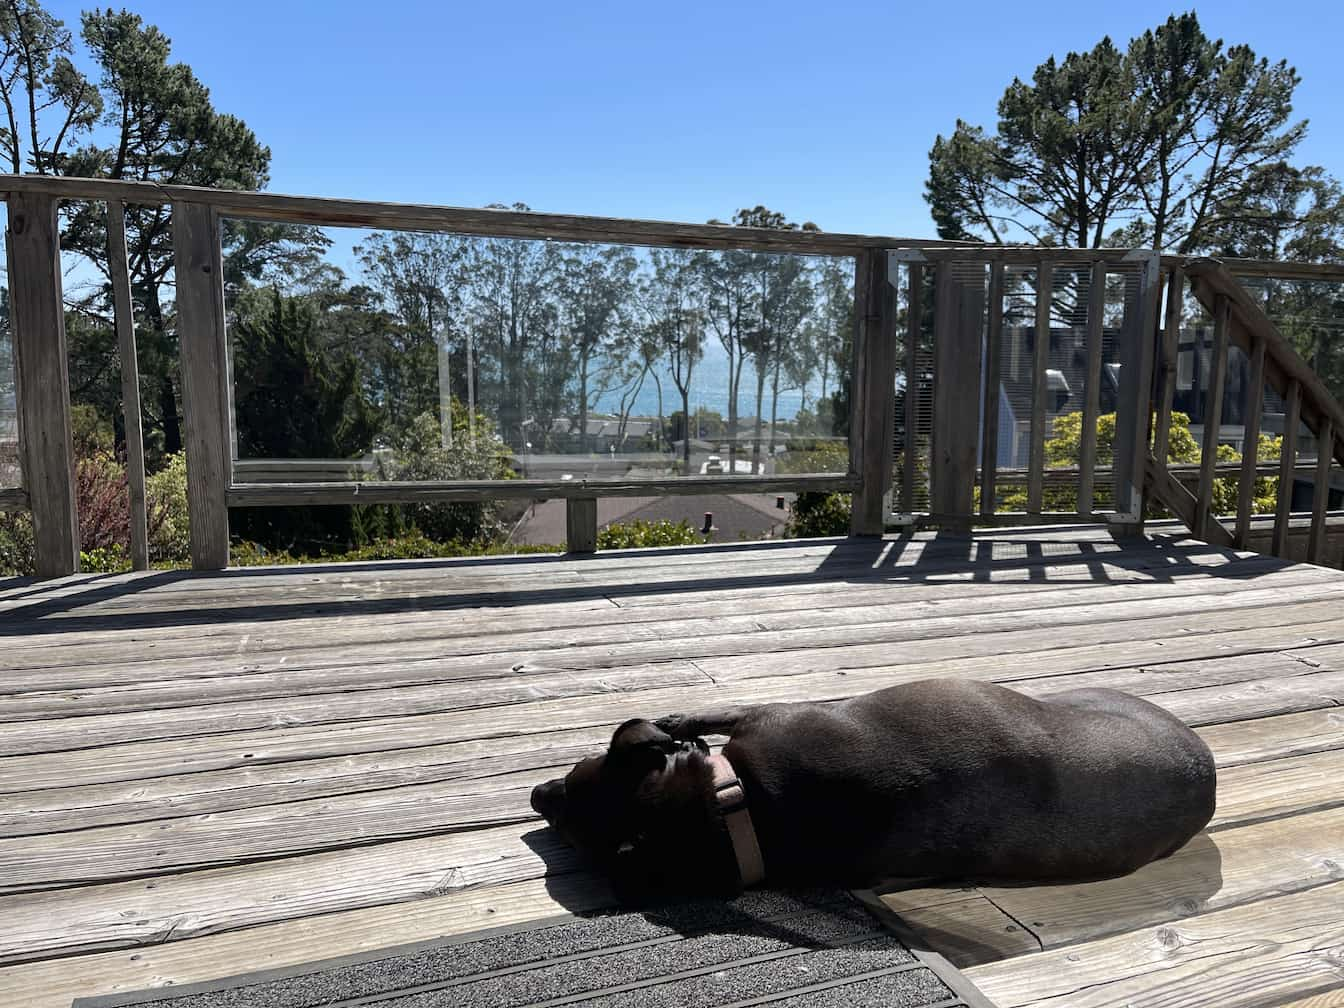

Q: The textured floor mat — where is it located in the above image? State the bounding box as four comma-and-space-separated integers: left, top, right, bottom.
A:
73, 889, 990, 1008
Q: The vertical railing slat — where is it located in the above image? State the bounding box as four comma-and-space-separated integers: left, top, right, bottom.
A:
1026, 259, 1052, 515
1308, 418, 1334, 564
1113, 255, 1161, 526
106, 200, 149, 571
901, 262, 922, 515
1195, 294, 1231, 540
7, 191, 79, 578
930, 263, 984, 527
1236, 337, 1266, 549
171, 201, 232, 570
1272, 380, 1302, 558
1152, 267, 1183, 470
979, 260, 1003, 518
1077, 261, 1106, 516
850, 249, 897, 535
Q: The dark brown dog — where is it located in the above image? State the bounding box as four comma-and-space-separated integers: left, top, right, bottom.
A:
531, 679, 1216, 904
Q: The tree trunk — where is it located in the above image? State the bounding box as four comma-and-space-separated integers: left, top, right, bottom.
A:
577, 348, 590, 454
751, 365, 766, 474
681, 387, 691, 472
143, 284, 182, 455
652, 371, 664, 453
768, 353, 782, 459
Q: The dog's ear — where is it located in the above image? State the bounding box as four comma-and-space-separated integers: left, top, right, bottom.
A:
607, 718, 677, 775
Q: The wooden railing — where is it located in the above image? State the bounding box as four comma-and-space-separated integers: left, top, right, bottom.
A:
890, 248, 1344, 560
1151, 259, 1344, 563
890, 247, 1163, 531
4, 173, 1343, 578
3, 175, 939, 577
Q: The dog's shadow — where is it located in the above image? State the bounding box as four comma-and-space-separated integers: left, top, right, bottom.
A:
873, 831, 1226, 964
523, 827, 885, 948
525, 827, 1226, 956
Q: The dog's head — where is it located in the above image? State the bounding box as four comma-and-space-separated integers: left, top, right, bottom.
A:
531, 719, 735, 902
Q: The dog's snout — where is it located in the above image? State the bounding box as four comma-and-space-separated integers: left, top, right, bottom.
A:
531, 778, 566, 825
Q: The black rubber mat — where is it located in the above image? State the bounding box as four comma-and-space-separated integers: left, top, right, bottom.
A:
73, 890, 990, 1008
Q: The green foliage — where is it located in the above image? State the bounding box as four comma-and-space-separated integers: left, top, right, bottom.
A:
70, 403, 114, 457
0, 510, 35, 577
776, 439, 849, 474
229, 540, 301, 567
229, 288, 380, 554
596, 519, 705, 550
999, 411, 1281, 516
233, 289, 379, 460
785, 492, 852, 538
927, 12, 1328, 254
146, 452, 190, 563
80, 543, 131, 573
230, 532, 559, 566
373, 406, 516, 545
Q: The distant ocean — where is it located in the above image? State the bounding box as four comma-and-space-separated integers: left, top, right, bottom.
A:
590, 339, 829, 420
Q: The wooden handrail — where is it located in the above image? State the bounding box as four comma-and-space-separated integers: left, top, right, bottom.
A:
1174, 258, 1344, 560
0, 173, 950, 258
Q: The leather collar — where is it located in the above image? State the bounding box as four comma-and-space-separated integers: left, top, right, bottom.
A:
707, 753, 765, 887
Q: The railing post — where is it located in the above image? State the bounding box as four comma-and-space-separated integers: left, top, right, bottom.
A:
1077, 260, 1107, 516
1113, 252, 1161, 528
1236, 337, 1266, 549
901, 260, 922, 516
1026, 258, 1053, 516
172, 202, 231, 570
979, 260, 1003, 519
7, 191, 79, 578
1194, 294, 1231, 540
849, 249, 897, 536
107, 201, 149, 571
930, 261, 985, 528
566, 497, 597, 553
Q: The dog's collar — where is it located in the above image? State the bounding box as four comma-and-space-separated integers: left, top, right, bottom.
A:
707, 753, 765, 887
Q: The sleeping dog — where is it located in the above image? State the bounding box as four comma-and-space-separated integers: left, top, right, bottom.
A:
530, 679, 1216, 904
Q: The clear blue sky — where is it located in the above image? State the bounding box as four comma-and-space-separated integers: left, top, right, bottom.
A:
43, 0, 1344, 238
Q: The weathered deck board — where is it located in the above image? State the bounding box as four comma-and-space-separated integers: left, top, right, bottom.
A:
1, 530, 1342, 1007
7, 575, 1340, 731
6, 624, 1341, 795
1, 646, 1335, 837
1, 556, 1318, 685
977, 805, 1344, 949
964, 880, 1344, 1008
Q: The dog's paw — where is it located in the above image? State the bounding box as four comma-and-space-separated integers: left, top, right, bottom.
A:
653, 714, 688, 738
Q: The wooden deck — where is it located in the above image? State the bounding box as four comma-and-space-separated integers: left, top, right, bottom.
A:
2, 527, 1343, 1007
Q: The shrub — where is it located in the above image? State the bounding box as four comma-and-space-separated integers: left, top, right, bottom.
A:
231, 540, 300, 566
597, 519, 705, 549
146, 452, 191, 563
777, 438, 849, 475
81, 544, 132, 573
0, 510, 35, 576
230, 531, 561, 565
76, 453, 131, 552
374, 407, 516, 544
786, 492, 852, 537
998, 411, 1281, 517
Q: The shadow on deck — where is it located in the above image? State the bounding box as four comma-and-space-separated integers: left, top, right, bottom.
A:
1, 526, 1342, 1008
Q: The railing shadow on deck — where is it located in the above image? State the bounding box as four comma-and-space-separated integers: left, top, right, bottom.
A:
0, 532, 1297, 636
